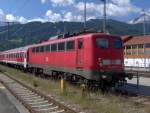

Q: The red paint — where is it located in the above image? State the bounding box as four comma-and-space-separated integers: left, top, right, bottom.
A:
0, 33, 124, 73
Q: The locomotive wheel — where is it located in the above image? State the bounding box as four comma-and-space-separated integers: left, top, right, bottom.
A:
100, 80, 110, 92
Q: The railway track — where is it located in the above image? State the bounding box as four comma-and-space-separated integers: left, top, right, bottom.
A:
0, 73, 81, 113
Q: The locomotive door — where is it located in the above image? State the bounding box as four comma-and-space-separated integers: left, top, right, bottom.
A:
76, 38, 84, 68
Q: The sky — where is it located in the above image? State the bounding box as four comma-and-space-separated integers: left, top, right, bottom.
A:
0, 0, 150, 23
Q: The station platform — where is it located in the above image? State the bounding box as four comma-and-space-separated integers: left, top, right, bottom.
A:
0, 83, 29, 113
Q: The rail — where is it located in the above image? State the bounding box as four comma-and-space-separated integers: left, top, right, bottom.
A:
0, 72, 80, 113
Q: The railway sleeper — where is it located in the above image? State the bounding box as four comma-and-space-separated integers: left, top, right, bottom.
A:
16, 92, 35, 95
31, 103, 53, 108
50, 109, 65, 113
24, 98, 45, 102
28, 100, 49, 105
20, 95, 41, 99
17, 93, 38, 97
36, 106, 58, 111
23, 96, 42, 101
22, 96, 41, 100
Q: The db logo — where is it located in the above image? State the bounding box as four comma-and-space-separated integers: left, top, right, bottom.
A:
45, 57, 49, 62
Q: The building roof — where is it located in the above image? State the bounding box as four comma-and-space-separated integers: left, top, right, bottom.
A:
124, 35, 150, 45
121, 35, 133, 43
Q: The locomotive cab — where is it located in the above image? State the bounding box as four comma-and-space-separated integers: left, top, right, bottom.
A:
88, 34, 126, 87
93, 35, 123, 71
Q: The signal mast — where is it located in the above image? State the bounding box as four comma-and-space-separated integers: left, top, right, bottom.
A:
142, 9, 146, 36
84, 0, 87, 31
101, 0, 107, 33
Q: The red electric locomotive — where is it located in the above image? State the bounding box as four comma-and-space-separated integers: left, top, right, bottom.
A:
27, 32, 128, 87
0, 32, 129, 88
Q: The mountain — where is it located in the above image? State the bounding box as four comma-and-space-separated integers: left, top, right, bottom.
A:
0, 21, 19, 27
128, 14, 150, 24
0, 19, 150, 51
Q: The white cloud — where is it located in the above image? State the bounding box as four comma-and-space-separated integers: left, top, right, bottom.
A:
50, 0, 75, 6
18, 16, 28, 23
64, 12, 83, 22
46, 10, 62, 22
75, 0, 141, 18
6, 14, 16, 22
41, 0, 47, 4
64, 12, 73, 21
0, 9, 4, 15
0, 0, 145, 23
0, 9, 27, 23
28, 18, 47, 23
5, 14, 28, 23
111, 0, 130, 6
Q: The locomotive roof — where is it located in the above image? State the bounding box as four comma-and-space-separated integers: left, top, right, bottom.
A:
31, 32, 120, 47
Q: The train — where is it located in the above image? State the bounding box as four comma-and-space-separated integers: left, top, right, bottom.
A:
0, 32, 131, 89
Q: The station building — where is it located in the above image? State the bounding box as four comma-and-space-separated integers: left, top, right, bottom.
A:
123, 35, 150, 68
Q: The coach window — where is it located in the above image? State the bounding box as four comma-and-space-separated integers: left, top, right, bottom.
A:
51, 43, 57, 52
58, 42, 65, 51
46, 45, 50, 52
78, 39, 83, 49
67, 40, 74, 50
96, 38, 108, 49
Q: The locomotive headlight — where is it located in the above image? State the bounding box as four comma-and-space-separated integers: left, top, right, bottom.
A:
115, 59, 121, 65
102, 75, 107, 79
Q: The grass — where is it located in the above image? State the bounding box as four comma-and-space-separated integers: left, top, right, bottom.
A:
0, 64, 149, 113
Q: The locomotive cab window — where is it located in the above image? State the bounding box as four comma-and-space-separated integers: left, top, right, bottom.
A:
113, 39, 122, 49
96, 38, 108, 48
